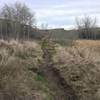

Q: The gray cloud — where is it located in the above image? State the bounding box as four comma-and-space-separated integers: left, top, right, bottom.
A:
0, 0, 100, 29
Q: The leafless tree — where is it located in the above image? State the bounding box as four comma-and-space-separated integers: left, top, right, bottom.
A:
1, 4, 14, 20
1, 2, 35, 25
76, 16, 97, 39
0, 2, 36, 40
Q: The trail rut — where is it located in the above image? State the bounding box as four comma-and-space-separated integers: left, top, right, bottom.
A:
42, 65, 78, 100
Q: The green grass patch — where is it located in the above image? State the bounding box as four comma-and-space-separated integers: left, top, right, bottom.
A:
35, 73, 54, 100
35, 73, 48, 86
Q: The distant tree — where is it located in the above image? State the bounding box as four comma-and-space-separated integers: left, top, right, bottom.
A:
1, 4, 14, 20
76, 16, 98, 39
1, 3, 35, 25
0, 2, 36, 40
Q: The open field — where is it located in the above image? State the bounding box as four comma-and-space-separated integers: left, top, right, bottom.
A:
0, 39, 100, 100
75, 40, 100, 46
54, 40, 100, 100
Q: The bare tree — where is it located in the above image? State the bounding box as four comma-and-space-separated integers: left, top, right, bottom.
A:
1, 4, 14, 20
0, 20, 3, 39
76, 16, 97, 39
0, 2, 36, 40
1, 3, 35, 25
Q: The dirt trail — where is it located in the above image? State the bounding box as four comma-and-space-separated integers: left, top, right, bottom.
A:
42, 65, 78, 100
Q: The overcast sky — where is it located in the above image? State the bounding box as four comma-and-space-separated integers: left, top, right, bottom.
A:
0, 0, 100, 29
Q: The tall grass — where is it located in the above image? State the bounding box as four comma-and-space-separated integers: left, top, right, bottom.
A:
0, 40, 53, 100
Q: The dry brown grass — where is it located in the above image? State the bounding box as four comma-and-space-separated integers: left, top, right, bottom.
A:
0, 40, 53, 100
1, 39, 100, 100
75, 40, 100, 46
54, 40, 100, 100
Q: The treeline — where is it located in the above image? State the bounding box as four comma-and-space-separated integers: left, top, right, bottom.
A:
0, 2, 39, 40
78, 28, 100, 40
0, 2, 100, 41
0, 19, 39, 40
76, 16, 100, 40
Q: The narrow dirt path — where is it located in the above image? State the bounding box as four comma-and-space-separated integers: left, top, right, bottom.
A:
42, 65, 78, 100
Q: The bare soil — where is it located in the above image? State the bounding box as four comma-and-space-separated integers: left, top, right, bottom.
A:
42, 64, 78, 100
